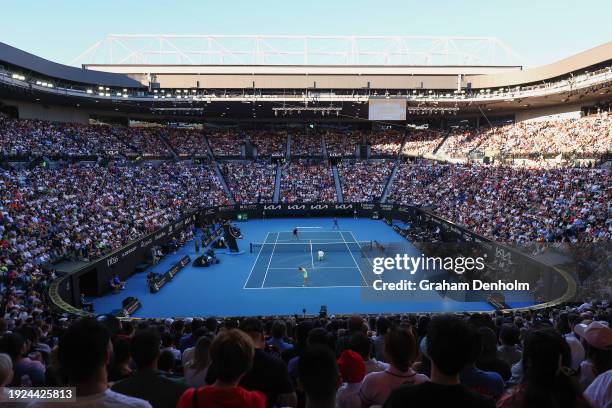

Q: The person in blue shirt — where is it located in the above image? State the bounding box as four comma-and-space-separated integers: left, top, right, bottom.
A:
266, 320, 294, 353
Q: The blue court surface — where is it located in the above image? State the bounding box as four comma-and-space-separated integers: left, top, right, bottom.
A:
92, 218, 532, 318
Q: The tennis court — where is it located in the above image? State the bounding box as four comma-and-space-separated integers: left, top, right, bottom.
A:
244, 229, 375, 289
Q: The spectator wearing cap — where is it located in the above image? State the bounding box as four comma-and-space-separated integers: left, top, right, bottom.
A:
384, 315, 494, 408
111, 329, 187, 408
575, 321, 612, 390
584, 334, 612, 408
336, 349, 365, 408
298, 345, 339, 408
360, 326, 428, 407
0, 353, 14, 402
206, 318, 296, 408
177, 329, 266, 408
29, 318, 152, 407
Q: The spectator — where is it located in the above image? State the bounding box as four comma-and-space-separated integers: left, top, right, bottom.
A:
111, 329, 187, 408
184, 335, 213, 388
383, 315, 494, 407
298, 345, 339, 408
176, 329, 266, 408
349, 332, 388, 374
372, 316, 391, 363
359, 326, 428, 406
0, 332, 45, 386
107, 337, 132, 382
498, 324, 522, 367
336, 349, 365, 408
266, 320, 294, 353
30, 318, 151, 407
207, 318, 295, 408
498, 329, 590, 408
460, 326, 504, 400
0, 353, 14, 402
476, 327, 512, 381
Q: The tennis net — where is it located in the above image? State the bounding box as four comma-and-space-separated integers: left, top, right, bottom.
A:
250, 240, 373, 255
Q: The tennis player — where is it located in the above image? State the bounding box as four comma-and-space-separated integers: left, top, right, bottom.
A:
317, 249, 325, 261
298, 265, 308, 286
332, 217, 339, 230
292, 227, 299, 240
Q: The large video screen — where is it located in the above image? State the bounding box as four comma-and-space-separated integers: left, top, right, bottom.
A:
368, 99, 407, 120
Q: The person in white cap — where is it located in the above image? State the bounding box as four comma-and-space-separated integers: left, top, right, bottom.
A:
573, 321, 612, 408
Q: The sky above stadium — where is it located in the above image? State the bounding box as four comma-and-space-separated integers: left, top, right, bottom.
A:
1, 0, 610, 68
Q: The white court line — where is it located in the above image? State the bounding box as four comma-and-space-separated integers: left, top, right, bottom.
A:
260, 232, 279, 288
267, 266, 360, 270
348, 231, 375, 269
244, 285, 366, 290
341, 231, 369, 286
273, 230, 354, 234
243, 232, 269, 289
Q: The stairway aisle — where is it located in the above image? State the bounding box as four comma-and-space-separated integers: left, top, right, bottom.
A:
332, 164, 343, 203
273, 162, 282, 203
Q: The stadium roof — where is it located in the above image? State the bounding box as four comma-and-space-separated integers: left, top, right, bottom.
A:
0, 42, 143, 88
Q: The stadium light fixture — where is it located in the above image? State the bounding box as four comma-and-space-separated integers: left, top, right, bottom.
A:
86, 89, 93, 94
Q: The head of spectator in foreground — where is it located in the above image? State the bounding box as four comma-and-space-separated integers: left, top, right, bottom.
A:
384, 326, 418, 372
188, 334, 213, 372
347, 315, 364, 334
376, 316, 391, 337
240, 318, 265, 349
298, 345, 339, 408
0, 353, 13, 387
210, 329, 254, 385
515, 329, 588, 408
426, 315, 475, 382
349, 332, 372, 361
58, 318, 111, 390
131, 329, 161, 370
271, 320, 287, 340
575, 321, 612, 376
158, 350, 176, 374
499, 323, 520, 347
0, 332, 26, 364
